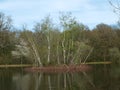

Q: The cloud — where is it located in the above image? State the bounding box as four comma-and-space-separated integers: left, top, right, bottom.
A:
0, 0, 97, 13
50, 0, 90, 11
0, 0, 118, 29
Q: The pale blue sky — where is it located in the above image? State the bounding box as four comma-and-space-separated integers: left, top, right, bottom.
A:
0, 0, 118, 29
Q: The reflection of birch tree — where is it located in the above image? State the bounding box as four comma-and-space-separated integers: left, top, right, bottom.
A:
82, 72, 95, 88
35, 73, 42, 90
48, 75, 52, 90
63, 73, 67, 89
18, 73, 96, 90
57, 74, 60, 90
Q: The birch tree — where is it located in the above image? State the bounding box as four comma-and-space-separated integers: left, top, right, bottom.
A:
59, 12, 77, 64
22, 26, 42, 66
34, 16, 54, 64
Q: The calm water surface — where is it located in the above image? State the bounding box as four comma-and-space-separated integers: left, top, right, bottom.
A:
0, 65, 120, 90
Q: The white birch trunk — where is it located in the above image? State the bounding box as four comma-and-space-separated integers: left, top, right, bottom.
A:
62, 41, 66, 64
71, 44, 81, 64
62, 32, 66, 64
28, 37, 41, 65
83, 47, 94, 64
25, 32, 42, 66
57, 41, 60, 64
46, 31, 50, 64
66, 40, 71, 64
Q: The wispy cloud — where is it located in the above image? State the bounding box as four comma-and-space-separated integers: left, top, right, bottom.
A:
0, 0, 118, 29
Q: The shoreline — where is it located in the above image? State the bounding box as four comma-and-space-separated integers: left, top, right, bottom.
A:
24, 64, 92, 73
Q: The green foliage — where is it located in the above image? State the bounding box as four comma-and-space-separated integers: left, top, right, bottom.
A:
0, 30, 15, 55
0, 12, 16, 64
88, 24, 119, 62
0, 12, 120, 66
109, 47, 120, 78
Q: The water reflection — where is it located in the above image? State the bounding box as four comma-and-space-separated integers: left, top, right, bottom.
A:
0, 69, 13, 90
0, 65, 120, 90
24, 72, 94, 90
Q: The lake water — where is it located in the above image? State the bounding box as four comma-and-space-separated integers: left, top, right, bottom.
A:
0, 65, 120, 90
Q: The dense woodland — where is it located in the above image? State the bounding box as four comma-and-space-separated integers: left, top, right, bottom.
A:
0, 12, 120, 67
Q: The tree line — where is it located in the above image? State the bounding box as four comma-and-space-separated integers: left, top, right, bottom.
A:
0, 12, 120, 66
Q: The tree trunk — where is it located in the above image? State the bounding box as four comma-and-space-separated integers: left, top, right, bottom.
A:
56, 41, 60, 64
25, 32, 42, 66
46, 33, 51, 64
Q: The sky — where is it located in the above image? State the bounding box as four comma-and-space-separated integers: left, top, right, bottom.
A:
0, 0, 118, 30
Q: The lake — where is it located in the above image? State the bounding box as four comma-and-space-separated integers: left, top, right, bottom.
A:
0, 64, 120, 90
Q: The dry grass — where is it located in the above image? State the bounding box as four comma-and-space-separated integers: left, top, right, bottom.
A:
0, 61, 111, 68
82, 61, 112, 65
0, 64, 32, 68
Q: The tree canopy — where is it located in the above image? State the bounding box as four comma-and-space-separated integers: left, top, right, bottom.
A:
0, 12, 120, 66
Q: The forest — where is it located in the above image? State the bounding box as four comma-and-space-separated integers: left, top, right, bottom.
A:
0, 12, 120, 67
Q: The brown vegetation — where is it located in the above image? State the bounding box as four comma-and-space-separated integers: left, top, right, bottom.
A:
24, 64, 92, 73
